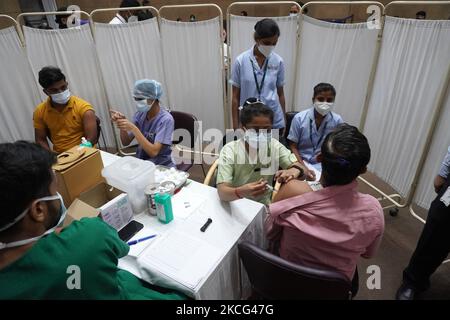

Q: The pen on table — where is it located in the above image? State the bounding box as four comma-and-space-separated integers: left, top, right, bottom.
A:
127, 234, 157, 246
200, 218, 213, 232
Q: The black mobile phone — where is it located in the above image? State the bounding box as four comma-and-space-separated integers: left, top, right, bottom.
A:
118, 220, 144, 242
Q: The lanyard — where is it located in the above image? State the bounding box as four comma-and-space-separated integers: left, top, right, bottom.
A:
309, 118, 328, 154
250, 57, 269, 99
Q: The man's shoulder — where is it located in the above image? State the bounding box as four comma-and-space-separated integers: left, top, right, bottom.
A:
357, 192, 384, 220
34, 99, 50, 114
70, 96, 93, 110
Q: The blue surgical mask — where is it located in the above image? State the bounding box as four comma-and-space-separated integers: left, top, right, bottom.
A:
136, 99, 149, 113
0, 193, 67, 250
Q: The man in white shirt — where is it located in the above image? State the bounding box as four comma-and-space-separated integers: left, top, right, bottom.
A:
109, 0, 141, 25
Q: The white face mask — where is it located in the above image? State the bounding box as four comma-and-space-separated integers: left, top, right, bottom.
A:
258, 45, 275, 57
314, 101, 334, 116
289, 13, 297, 16
0, 193, 67, 250
244, 130, 272, 149
50, 89, 71, 105
135, 99, 155, 113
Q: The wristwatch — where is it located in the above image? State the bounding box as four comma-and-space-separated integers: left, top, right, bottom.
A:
289, 164, 304, 178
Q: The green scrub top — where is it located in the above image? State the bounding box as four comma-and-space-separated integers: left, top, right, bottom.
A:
217, 138, 297, 205
0, 217, 185, 300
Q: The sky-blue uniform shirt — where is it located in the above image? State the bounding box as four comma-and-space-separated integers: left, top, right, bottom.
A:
438, 146, 450, 179
287, 107, 343, 166
230, 46, 286, 129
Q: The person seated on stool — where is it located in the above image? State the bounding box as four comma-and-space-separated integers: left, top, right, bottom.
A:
0, 141, 184, 300
33, 66, 98, 153
217, 98, 307, 206
266, 124, 384, 293
396, 146, 450, 300
111, 79, 175, 168
287, 83, 343, 179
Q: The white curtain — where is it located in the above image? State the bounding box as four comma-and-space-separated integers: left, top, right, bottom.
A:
229, 15, 298, 111
293, 15, 379, 126
23, 25, 115, 147
364, 17, 450, 198
160, 17, 225, 131
94, 18, 168, 121
413, 89, 450, 209
0, 27, 41, 143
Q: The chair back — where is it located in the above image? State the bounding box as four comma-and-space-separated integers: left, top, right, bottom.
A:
170, 111, 198, 149
238, 241, 352, 300
284, 111, 298, 140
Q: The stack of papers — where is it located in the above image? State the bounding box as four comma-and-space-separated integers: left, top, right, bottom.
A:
171, 188, 207, 220
137, 230, 222, 289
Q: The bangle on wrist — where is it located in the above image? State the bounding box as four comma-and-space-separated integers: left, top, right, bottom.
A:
289, 164, 304, 178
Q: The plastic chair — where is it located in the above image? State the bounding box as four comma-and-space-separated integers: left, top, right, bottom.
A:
203, 159, 219, 186
238, 241, 353, 300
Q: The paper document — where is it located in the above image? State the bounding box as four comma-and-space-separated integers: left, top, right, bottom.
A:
171, 188, 207, 220
137, 230, 222, 289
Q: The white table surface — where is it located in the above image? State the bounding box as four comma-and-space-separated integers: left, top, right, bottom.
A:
100, 151, 266, 299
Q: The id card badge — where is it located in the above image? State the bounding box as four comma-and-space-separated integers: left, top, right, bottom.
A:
440, 187, 450, 207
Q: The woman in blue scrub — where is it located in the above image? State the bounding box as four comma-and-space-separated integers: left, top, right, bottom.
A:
111, 79, 175, 168
287, 83, 344, 179
230, 18, 286, 135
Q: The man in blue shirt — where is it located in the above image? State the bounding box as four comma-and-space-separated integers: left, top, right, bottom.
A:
397, 146, 450, 300
287, 83, 343, 179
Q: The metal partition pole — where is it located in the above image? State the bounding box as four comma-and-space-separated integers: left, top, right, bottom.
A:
0, 15, 24, 46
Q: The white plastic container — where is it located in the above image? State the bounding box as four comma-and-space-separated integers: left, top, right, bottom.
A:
102, 156, 155, 214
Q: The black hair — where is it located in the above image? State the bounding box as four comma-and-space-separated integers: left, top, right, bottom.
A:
55, 7, 71, 27
38, 66, 66, 89
254, 18, 280, 40
313, 83, 336, 99
0, 141, 57, 231
320, 124, 371, 186
416, 11, 426, 17
240, 97, 274, 126
121, 0, 140, 8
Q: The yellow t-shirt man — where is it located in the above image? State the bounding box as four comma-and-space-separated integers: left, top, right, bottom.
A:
33, 96, 94, 153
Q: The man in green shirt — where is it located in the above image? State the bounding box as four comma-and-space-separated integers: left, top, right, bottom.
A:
0, 141, 184, 300
217, 99, 307, 205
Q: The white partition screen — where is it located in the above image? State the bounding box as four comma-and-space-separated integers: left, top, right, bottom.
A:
0, 27, 41, 143
160, 17, 225, 131
413, 90, 450, 209
94, 18, 168, 120
364, 17, 450, 197
23, 25, 115, 147
229, 15, 298, 111
293, 15, 379, 126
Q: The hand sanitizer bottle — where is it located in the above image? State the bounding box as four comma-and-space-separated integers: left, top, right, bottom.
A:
154, 192, 174, 224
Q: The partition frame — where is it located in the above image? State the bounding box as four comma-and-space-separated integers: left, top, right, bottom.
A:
376, 1, 450, 220
16, 10, 124, 156
90, 6, 161, 156
158, 4, 224, 165
0, 14, 24, 45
